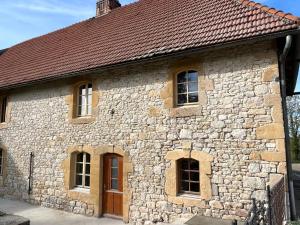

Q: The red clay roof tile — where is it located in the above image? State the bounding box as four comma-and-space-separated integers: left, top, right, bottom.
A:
0, 0, 299, 89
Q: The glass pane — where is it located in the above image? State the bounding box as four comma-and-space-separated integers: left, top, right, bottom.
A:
76, 163, 83, 173
177, 84, 187, 94
79, 85, 86, 95
177, 72, 187, 83
181, 160, 188, 170
87, 94, 92, 106
190, 182, 200, 193
112, 168, 118, 178
87, 105, 92, 115
181, 182, 189, 192
188, 71, 198, 82
112, 157, 118, 167
190, 172, 199, 181
80, 95, 86, 116
190, 160, 199, 170
181, 171, 189, 180
178, 94, 187, 105
77, 153, 83, 162
188, 93, 198, 103
188, 82, 198, 92
88, 84, 92, 95
85, 175, 90, 187
76, 175, 82, 186
85, 164, 90, 175
86, 154, 90, 163
111, 179, 118, 190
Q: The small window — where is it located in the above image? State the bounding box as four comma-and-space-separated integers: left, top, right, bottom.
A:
178, 159, 200, 194
0, 149, 3, 175
176, 71, 199, 106
75, 152, 91, 188
0, 96, 7, 123
77, 83, 92, 117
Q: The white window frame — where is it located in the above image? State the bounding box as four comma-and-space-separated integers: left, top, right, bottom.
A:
176, 71, 199, 107
75, 152, 91, 189
77, 83, 92, 117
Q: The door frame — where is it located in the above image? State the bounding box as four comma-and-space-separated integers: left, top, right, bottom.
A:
102, 153, 123, 218
99, 145, 133, 223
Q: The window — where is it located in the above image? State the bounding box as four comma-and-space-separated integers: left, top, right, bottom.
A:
176, 71, 199, 106
111, 157, 119, 190
0, 149, 3, 175
0, 96, 7, 123
178, 159, 200, 194
77, 83, 92, 117
75, 152, 91, 188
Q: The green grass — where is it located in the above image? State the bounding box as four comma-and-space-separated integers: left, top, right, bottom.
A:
288, 222, 300, 225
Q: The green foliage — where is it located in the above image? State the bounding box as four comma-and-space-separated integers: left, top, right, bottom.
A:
288, 221, 300, 225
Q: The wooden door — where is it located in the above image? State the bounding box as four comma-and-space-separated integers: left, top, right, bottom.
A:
103, 154, 123, 217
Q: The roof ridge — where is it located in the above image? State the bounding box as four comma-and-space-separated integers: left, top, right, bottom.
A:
239, 0, 300, 25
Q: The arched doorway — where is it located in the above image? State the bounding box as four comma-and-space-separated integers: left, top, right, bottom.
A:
102, 153, 123, 217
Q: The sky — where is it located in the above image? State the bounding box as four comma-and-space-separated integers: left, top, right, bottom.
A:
0, 0, 300, 90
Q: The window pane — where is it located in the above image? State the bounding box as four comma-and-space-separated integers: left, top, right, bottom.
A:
188, 82, 198, 92
88, 84, 92, 95
188, 93, 198, 103
87, 105, 92, 116
79, 85, 86, 96
188, 71, 198, 82
190, 160, 199, 170
86, 154, 90, 163
190, 182, 200, 193
76, 175, 82, 186
177, 84, 187, 94
80, 95, 86, 116
190, 172, 199, 181
112, 158, 118, 167
181, 171, 189, 180
1, 97, 7, 123
112, 168, 118, 178
77, 153, 83, 162
177, 72, 187, 83
85, 176, 90, 187
181, 182, 189, 192
178, 94, 187, 105
112, 179, 118, 190
85, 164, 90, 175
181, 160, 188, 170
87, 94, 92, 106
76, 163, 83, 173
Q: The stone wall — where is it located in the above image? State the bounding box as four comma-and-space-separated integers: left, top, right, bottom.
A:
0, 41, 286, 224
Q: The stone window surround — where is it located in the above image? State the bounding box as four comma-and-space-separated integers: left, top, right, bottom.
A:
160, 58, 214, 117
66, 80, 99, 124
165, 147, 213, 206
63, 145, 133, 223
0, 144, 7, 186
0, 95, 12, 129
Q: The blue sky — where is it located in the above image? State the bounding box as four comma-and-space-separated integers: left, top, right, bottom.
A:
0, 0, 299, 90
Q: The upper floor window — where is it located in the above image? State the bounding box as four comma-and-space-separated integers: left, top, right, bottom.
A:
77, 83, 92, 117
0, 149, 3, 175
0, 96, 7, 123
178, 158, 200, 194
75, 152, 91, 188
176, 71, 199, 106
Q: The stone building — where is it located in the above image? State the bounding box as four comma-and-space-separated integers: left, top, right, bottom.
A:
0, 0, 299, 224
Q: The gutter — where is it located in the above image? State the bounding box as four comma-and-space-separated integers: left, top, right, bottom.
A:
0, 28, 300, 92
279, 35, 297, 220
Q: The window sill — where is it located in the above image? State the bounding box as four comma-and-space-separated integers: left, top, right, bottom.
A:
69, 116, 96, 124
71, 187, 90, 194
177, 193, 201, 199
170, 104, 202, 117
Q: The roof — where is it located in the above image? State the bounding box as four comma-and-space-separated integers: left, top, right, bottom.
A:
0, 0, 299, 90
